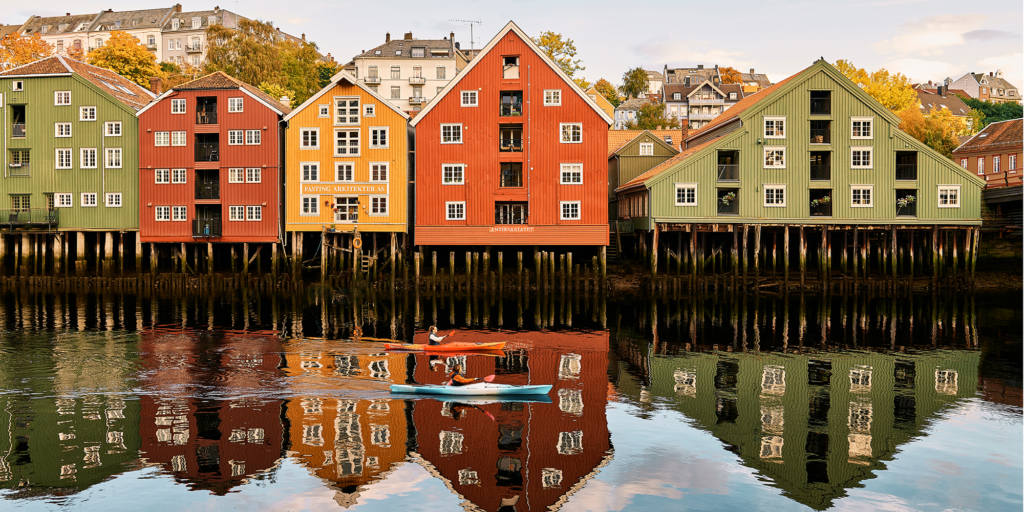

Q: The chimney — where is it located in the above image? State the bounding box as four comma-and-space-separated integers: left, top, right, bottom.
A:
149, 76, 162, 95
750, 68, 754, 74
450, 31, 454, 41
697, 64, 703, 70
990, 72, 993, 77
404, 32, 412, 40
939, 85, 946, 97
301, 33, 305, 42
385, 32, 390, 43
279, 95, 290, 108
455, 42, 460, 50
66, 12, 70, 16
175, 3, 182, 13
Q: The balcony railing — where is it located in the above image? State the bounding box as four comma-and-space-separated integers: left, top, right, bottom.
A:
363, 76, 381, 84
408, 76, 425, 84
810, 129, 830, 144
717, 164, 738, 181
195, 143, 219, 162
408, 96, 427, 105
8, 162, 29, 177
500, 104, 524, 117
688, 111, 719, 119
185, 44, 202, 53
503, 65, 520, 79
499, 138, 523, 152
896, 164, 917, 181
192, 218, 222, 238
810, 202, 832, 217
495, 210, 528, 225
12, 124, 25, 138
897, 203, 917, 217
689, 97, 724, 104
195, 180, 220, 199
717, 199, 739, 216
1, 208, 58, 228
810, 165, 831, 181
810, 98, 831, 115
196, 107, 217, 124
145, 43, 157, 51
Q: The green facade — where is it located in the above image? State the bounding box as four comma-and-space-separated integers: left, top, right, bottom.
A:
609, 132, 679, 201
1, 74, 141, 231
625, 61, 984, 228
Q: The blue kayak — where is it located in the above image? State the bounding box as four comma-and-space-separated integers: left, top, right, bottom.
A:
390, 383, 552, 396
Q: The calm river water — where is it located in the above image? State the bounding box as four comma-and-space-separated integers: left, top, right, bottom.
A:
0, 288, 1019, 511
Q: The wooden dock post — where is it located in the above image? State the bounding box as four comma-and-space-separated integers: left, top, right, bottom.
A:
651, 223, 660, 276
970, 226, 979, 287
450, 251, 456, 286
931, 225, 938, 285
566, 252, 572, 288
600, 246, 607, 285
890, 226, 897, 283
76, 232, 86, 275
534, 246, 541, 280
432, 251, 438, 282
754, 225, 761, 283
517, 251, 524, 286
819, 226, 827, 283
242, 243, 249, 275
799, 226, 806, 289
272, 242, 279, 278
414, 251, 421, 283
207, 242, 214, 275
783, 226, 790, 290
483, 246, 491, 276
53, 234, 63, 275
498, 251, 504, 285
741, 225, 748, 285
150, 243, 158, 274
951, 230, 958, 281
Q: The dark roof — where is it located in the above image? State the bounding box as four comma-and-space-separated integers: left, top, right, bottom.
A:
20, 13, 98, 36
953, 119, 1023, 154
972, 73, 1018, 92
665, 66, 718, 84
914, 90, 971, 116
741, 72, 771, 88
615, 97, 649, 111
685, 70, 806, 142
663, 83, 744, 101
162, 9, 241, 32
355, 37, 459, 59
89, 7, 175, 32
0, 55, 154, 110
173, 71, 291, 114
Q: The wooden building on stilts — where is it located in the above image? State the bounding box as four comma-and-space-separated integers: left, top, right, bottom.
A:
614, 59, 985, 293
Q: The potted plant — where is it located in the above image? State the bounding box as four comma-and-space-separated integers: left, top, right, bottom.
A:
810, 195, 831, 215
720, 191, 737, 205
897, 195, 916, 214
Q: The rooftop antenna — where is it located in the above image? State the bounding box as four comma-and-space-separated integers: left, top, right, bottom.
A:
449, 19, 481, 52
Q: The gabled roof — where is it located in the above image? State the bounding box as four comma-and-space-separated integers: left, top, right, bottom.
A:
684, 70, 805, 143
20, 13, 99, 36
616, 138, 719, 192
615, 97, 649, 112
953, 119, 1023, 154
971, 73, 1018, 91
686, 80, 728, 99
608, 129, 685, 156
741, 72, 771, 88
354, 36, 461, 60
410, 21, 613, 127
89, 7, 175, 32
0, 55, 154, 110
913, 89, 971, 116
137, 71, 291, 117
283, 70, 409, 122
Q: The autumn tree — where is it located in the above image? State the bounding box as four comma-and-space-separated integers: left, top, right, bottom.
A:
594, 78, 620, 107
719, 66, 742, 84
0, 33, 54, 71
85, 31, 160, 86
625, 102, 681, 130
620, 67, 649, 99
834, 59, 916, 113
279, 39, 324, 105
898, 105, 960, 159
258, 82, 296, 108
533, 31, 589, 89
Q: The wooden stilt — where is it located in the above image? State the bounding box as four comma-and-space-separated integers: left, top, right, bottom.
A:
651, 223, 660, 276
783, 226, 790, 290
799, 226, 806, 289
753, 224, 761, 283
741, 225, 748, 285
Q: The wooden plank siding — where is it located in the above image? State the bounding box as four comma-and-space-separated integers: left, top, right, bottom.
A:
283, 76, 409, 233
412, 24, 610, 246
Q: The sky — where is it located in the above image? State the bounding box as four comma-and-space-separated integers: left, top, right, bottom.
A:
5, 0, 1022, 90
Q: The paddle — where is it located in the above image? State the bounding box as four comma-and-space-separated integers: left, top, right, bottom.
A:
483, 375, 496, 382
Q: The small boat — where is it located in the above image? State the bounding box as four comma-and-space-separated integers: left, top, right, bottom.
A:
390, 383, 552, 396
384, 341, 506, 352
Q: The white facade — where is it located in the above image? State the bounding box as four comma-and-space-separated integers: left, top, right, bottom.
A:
352, 33, 468, 112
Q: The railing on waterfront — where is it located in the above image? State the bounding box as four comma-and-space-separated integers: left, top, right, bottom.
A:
0, 208, 57, 228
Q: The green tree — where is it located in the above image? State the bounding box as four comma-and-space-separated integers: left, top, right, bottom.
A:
620, 67, 649, 99
533, 31, 588, 89
317, 61, 341, 88
625, 101, 681, 130
85, 31, 159, 86
259, 82, 296, 108
594, 78, 620, 107
834, 59, 916, 113
279, 39, 323, 105
955, 94, 1023, 127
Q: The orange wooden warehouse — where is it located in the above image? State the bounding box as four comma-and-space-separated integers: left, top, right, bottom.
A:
411, 21, 612, 247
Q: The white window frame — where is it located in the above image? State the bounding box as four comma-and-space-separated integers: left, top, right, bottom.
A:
441, 124, 463, 144
80, 193, 97, 207
54, 91, 71, 105
55, 193, 73, 208
937, 185, 961, 208
246, 168, 261, 183
155, 169, 170, 184
318, 105, 330, 118
246, 205, 262, 221
763, 184, 787, 207
851, 146, 873, 169
80, 148, 97, 169
442, 164, 465, 185
1010, 155, 1017, 170
850, 185, 873, 208
993, 156, 1000, 173
105, 148, 122, 169
960, 158, 968, 169
363, 104, 375, 117
56, 148, 72, 169
228, 130, 244, 145
977, 157, 984, 175
170, 131, 186, 146
674, 183, 698, 206
763, 116, 786, 139
245, 130, 261, 145
300, 128, 319, 149
300, 162, 320, 182
369, 196, 388, 216
229, 205, 245, 221
228, 168, 244, 183
369, 127, 389, 149
851, 116, 873, 139
560, 123, 582, 144
300, 195, 320, 216
155, 206, 170, 221
544, 89, 562, 106
763, 146, 785, 169
155, 131, 169, 146
172, 206, 187, 221
460, 90, 478, 107
334, 129, 360, 156
105, 121, 122, 137
228, 97, 244, 113
639, 143, 654, 156
105, 192, 122, 207
560, 163, 583, 184
170, 99, 186, 114
369, 162, 389, 182
446, 201, 466, 220
560, 201, 582, 220
172, 168, 187, 184
335, 96, 360, 126
79, 106, 96, 121
55, 122, 72, 137
335, 162, 354, 182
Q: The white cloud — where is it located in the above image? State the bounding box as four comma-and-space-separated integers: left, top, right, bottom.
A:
883, 58, 961, 83
873, 14, 987, 56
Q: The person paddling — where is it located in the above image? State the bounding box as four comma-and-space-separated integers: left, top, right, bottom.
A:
447, 364, 479, 386
428, 326, 450, 346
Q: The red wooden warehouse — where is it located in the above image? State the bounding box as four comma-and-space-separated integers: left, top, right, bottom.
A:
136, 72, 289, 250
411, 21, 612, 247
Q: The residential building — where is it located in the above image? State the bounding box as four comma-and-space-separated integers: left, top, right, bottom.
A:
283, 70, 410, 265
646, 69, 663, 95
410, 21, 612, 249
662, 64, 719, 86
948, 70, 1021, 105
0, 55, 154, 273
608, 130, 683, 220
740, 68, 772, 93
17, 12, 100, 57
953, 118, 1022, 178
914, 86, 974, 134
613, 97, 648, 129
351, 31, 469, 113
0, 23, 23, 41
160, 6, 243, 68
86, 7, 177, 62
586, 86, 615, 119
662, 82, 745, 130
135, 72, 290, 253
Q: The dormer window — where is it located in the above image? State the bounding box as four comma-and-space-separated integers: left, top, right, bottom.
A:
374, 50, 381, 55
76, 23, 88, 32
41, 26, 49, 34
192, 17, 201, 29
208, 17, 218, 25
412, 47, 424, 58
673, 93, 681, 100
730, 92, 737, 99
395, 50, 402, 56
58, 24, 68, 32
171, 19, 179, 30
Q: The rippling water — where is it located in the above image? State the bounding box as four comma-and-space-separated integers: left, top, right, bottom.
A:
0, 289, 1019, 511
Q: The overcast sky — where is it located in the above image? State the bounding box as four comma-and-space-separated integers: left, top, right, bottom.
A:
6, 0, 1022, 89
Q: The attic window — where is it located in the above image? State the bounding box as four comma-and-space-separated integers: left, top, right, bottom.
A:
41, 26, 49, 34
395, 50, 402, 56
412, 47, 424, 58
171, 19, 179, 30
192, 17, 201, 29
979, 133, 989, 138
664, 136, 673, 144
374, 50, 381, 55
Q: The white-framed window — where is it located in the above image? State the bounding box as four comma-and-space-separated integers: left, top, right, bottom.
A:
672, 92, 681, 100
390, 86, 401, 99
851, 185, 873, 207
764, 147, 785, 168
172, 206, 187, 221
443, 164, 464, 184
79, 106, 96, 121
171, 99, 186, 114
764, 184, 787, 207
763, 116, 786, 138
56, 148, 72, 169
441, 124, 462, 144
228, 168, 244, 183
171, 168, 187, 183
246, 130, 261, 145
674, 183, 697, 206
960, 158, 968, 169
105, 192, 121, 207
246, 205, 262, 221
81, 148, 97, 168
851, 117, 873, 139
300, 196, 319, 216
560, 123, 582, 143
730, 92, 738, 99
560, 201, 581, 220
318, 105, 330, 117
938, 185, 961, 208
370, 162, 388, 182
993, 156, 1000, 173
55, 91, 71, 105
155, 169, 170, 184
55, 193, 73, 207
81, 193, 97, 207
155, 131, 170, 146
335, 97, 360, 125
560, 163, 582, 184
228, 130, 244, 145
370, 127, 389, 148
461, 90, 478, 107
301, 162, 319, 182
155, 206, 170, 221
246, 168, 261, 183
370, 196, 387, 215
228, 97, 244, 112
335, 162, 354, 182
977, 157, 984, 174
335, 129, 360, 156
300, 128, 319, 149
55, 122, 72, 137
851, 147, 873, 169
105, 121, 122, 137
170, 131, 186, 146
544, 89, 562, 106
229, 205, 245, 221
446, 201, 465, 220
105, 148, 122, 168
362, 104, 376, 117
639, 143, 654, 155
436, 66, 446, 79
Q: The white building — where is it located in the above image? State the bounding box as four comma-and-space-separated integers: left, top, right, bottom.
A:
86, 7, 177, 63
18, 12, 101, 57
160, 7, 243, 68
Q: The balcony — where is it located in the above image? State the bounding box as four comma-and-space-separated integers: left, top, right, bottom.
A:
408, 76, 425, 84
500, 163, 523, 187
192, 217, 222, 238
145, 43, 157, 51
195, 142, 219, 162
363, 76, 381, 84
195, 179, 219, 200
810, 164, 831, 181
717, 164, 738, 181
688, 111, 719, 119
810, 91, 831, 115
1, 208, 58, 228
495, 203, 528, 225
500, 138, 523, 152
8, 162, 29, 177
196, 107, 217, 125
11, 123, 25, 138
897, 190, 917, 217
689, 97, 724, 105
896, 152, 917, 180
500, 99, 524, 117
408, 96, 427, 105
810, 202, 832, 217
185, 44, 202, 53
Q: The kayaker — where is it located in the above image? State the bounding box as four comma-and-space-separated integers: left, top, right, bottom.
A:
447, 364, 479, 386
428, 326, 449, 346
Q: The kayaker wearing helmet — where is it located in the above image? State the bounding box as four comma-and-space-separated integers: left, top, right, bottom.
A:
428, 326, 449, 346
447, 364, 479, 386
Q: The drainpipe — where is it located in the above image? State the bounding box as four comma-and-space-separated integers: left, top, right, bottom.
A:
527, 65, 531, 220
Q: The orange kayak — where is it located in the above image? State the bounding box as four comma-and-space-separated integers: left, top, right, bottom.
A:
385, 341, 506, 352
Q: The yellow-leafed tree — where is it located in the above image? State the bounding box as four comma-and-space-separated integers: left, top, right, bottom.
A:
0, 33, 54, 71
533, 31, 589, 89
898, 105, 960, 159
87, 31, 160, 86
719, 66, 742, 84
835, 59, 916, 113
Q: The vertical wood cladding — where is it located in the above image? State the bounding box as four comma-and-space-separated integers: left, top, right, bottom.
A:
413, 28, 609, 245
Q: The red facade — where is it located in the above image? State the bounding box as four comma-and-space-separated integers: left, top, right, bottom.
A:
413, 24, 610, 246
137, 72, 287, 243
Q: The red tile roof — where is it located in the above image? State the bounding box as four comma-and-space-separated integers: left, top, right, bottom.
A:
685, 68, 807, 143
953, 119, 1023, 154
173, 71, 292, 114
1, 55, 154, 110
0, 55, 72, 76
